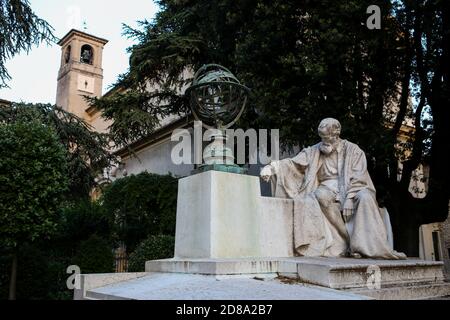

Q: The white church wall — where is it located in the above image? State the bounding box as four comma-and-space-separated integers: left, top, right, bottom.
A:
116, 137, 194, 179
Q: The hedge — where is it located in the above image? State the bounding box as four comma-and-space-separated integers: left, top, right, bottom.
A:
128, 235, 175, 272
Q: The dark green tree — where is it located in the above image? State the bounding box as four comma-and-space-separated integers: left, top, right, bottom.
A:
91, 0, 449, 255
0, 102, 114, 200
0, 119, 68, 300
385, 0, 450, 254
0, 0, 56, 87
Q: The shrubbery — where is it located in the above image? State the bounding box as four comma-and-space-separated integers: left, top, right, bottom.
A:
0, 244, 71, 300
14, 245, 53, 300
101, 172, 178, 252
0, 254, 10, 299
0, 200, 114, 299
0, 172, 179, 299
128, 235, 175, 272
73, 235, 114, 274
54, 200, 112, 251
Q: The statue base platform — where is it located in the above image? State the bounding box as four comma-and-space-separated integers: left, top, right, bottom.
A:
74, 257, 450, 300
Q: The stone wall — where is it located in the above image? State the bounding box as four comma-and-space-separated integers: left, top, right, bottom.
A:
117, 138, 194, 179
440, 205, 450, 280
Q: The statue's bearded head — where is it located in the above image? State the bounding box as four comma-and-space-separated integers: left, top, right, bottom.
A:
318, 118, 341, 155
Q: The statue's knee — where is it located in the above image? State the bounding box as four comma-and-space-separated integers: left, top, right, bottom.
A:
356, 189, 373, 202
314, 188, 324, 200
314, 188, 334, 206
314, 188, 328, 201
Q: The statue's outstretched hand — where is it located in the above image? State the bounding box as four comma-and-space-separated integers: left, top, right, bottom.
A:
342, 198, 354, 223
260, 164, 274, 183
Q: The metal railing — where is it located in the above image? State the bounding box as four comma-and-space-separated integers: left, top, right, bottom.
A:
114, 247, 128, 273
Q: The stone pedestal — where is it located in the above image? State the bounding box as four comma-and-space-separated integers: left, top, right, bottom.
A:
174, 171, 293, 258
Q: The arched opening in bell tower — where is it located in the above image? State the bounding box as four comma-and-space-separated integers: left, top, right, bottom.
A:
64, 45, 71, 64
80, 44, 94, 65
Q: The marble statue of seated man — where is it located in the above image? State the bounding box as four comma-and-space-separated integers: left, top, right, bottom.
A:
261, 118, 406, 260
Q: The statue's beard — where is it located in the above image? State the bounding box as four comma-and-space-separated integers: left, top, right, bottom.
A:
320, 143, 334, 155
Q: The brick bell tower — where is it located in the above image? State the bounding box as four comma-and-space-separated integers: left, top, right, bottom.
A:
55, 29, 108, 126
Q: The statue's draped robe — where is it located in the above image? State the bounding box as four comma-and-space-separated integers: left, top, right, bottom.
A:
271, 140, 405, 259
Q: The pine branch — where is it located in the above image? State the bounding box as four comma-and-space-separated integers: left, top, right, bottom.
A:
0, 0, 56, 87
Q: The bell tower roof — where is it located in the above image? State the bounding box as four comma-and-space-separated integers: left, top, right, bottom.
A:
58, 29, 108, 47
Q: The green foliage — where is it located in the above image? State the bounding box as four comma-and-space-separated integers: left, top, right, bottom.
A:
128, 235, 175, 272
55, 200, 111, 248
92, 0, 403, 153
73, 235, 114, 274
14, 244, 52, 300
101, 172, 178, 252
0, 0, 56, 87
44, 200, 113, 299
0, 244, 73, 300
0, 244, 80, 300
0, 197, 114, 300
0, 119, 68, 249
39, 247, 74, 300
0, 102, 115, 200
87, 90, 183, 147
0, 254, 9, 299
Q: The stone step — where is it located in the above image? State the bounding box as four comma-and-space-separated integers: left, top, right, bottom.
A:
146, 257, 445, 291
292, 257, 445, 289
146, 258, 282, 275
348, 282, 450, 300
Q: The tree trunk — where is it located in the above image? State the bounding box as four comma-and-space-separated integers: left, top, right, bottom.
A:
389, 0, 450, 258
394, 191, 424, 257
8, 252, 17, 300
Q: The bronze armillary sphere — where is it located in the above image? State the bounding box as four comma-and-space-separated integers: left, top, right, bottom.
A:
186, 64, 250, 129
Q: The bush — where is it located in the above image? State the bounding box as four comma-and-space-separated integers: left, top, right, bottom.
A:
44, 254, 73, 300
0, 235, 115, 300
0, 244, 58, 300
15, 244, 52, 300
101, 172, 178, 252
128, 235, 175, 272
55, 199, 111, 248
0, 254, 10, 299
73, 235, 114, 274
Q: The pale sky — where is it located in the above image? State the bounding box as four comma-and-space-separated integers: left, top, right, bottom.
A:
0, 0, 159, 104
